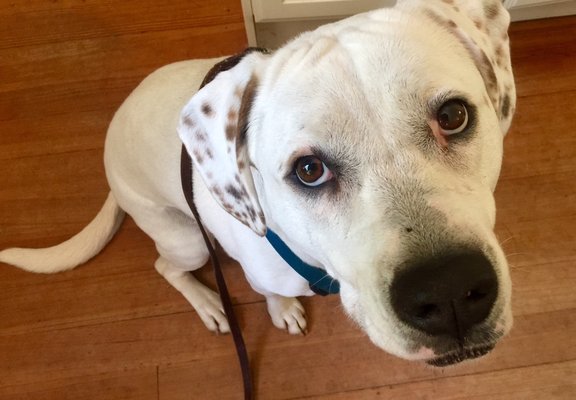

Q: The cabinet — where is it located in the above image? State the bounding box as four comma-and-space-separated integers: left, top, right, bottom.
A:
243, 0, 576, 46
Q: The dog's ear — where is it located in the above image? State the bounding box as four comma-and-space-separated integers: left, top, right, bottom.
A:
418, 0, 517, 135
178, 53, 267, 235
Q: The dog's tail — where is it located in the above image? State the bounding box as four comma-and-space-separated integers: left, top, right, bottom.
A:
0, 192, 125, 273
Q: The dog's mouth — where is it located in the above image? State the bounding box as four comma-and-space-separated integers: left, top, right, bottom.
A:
426, 343, 495, 367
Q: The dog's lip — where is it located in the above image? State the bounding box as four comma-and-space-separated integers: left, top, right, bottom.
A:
426, 343, 496, 367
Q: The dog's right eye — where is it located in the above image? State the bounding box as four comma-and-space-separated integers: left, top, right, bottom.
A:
437, 101, 469, 135
294, 156, 333, 187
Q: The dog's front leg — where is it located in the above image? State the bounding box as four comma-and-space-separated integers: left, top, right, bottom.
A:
265, 294, 308, 335
240, 267, 309, 335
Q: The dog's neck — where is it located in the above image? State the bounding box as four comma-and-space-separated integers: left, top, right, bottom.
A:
265, 228, 340, 295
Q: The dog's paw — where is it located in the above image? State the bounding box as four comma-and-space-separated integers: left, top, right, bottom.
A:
266, 295, 308, 335
194, 286, 230, 334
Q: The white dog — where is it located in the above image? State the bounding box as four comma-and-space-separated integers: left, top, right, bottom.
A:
1, 0, 516, 366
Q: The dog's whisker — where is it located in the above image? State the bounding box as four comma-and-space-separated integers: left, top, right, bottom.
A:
505, 252, 530, 258
498, 235, 516, 246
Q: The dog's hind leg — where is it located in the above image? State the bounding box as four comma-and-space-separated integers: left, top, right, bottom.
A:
121, 197, 230, 333
155, 256, 230, 333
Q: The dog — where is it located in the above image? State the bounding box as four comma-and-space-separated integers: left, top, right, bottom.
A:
0, 0, 516, 366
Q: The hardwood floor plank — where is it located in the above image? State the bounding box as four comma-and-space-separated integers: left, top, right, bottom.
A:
0, 109, 114, 161
0, 368, 158, 400
511, 260, 576, 316
0, 0, 244, 48
0, 26, 246, 122
497, 215, 576, 267
496, 172, 576, 224
304, 360, 576, 400
501, 92, 576, 180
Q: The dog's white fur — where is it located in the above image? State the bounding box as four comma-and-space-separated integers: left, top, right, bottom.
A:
1, 0, 516, 361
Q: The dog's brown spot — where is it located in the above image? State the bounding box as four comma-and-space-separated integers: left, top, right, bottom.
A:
501, 94, 511, 118
193, 149, 204, 164
206, 148, 214, 159
234, 86, 243, 99
237, 76, 259, 150
225, 184, 245, 201
479, 49, 498, 92
247, 206, 256, 219
495, 45, 507, 67
183, 115, 195, 128
238, 160, 246, 170
195, 130, 207, 142
222, 201, 234, 212
226, 124, 236, 141
228, 109, 239, 122
424, 9, 456, 30
201, 103, 213, 117
212, 186, 224, 200
474, 19, 484, 31
484, 2, 500, 19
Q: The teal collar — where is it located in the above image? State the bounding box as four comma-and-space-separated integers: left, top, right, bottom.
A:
265, 228, 340, 296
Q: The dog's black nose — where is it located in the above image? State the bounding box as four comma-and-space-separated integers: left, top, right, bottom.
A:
390, 251, 498, 340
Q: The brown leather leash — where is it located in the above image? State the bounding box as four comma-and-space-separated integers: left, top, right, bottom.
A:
179, 48, 268, 400
181, 147, 253, 400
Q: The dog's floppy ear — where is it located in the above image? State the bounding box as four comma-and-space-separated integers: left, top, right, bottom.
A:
178, 53, 267, 235
419, 0, 517, 135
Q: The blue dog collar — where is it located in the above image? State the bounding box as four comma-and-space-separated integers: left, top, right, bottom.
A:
265, 228, 340, 296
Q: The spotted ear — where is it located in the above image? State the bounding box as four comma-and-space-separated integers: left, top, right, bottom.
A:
178, 53, 267, 235
420, 0, 517, 135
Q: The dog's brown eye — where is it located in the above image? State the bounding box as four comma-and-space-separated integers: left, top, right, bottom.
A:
295, 156, 332, 187
437, 101, 469, 135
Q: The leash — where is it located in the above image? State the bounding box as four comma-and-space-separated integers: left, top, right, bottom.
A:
179, 49, 268, 400
181, 147, 254, 400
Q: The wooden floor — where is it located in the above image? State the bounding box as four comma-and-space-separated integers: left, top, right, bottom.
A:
0, 1, 575, 398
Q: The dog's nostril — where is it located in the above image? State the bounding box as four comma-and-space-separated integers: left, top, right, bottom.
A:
465, 288, 487, 302
416, 304, 439, 320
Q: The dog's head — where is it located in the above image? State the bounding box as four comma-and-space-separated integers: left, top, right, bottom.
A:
179, 0, 516, 366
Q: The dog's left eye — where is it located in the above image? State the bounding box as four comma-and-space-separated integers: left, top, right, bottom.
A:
437, 101, 469, 135
294, 155, 333, 187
